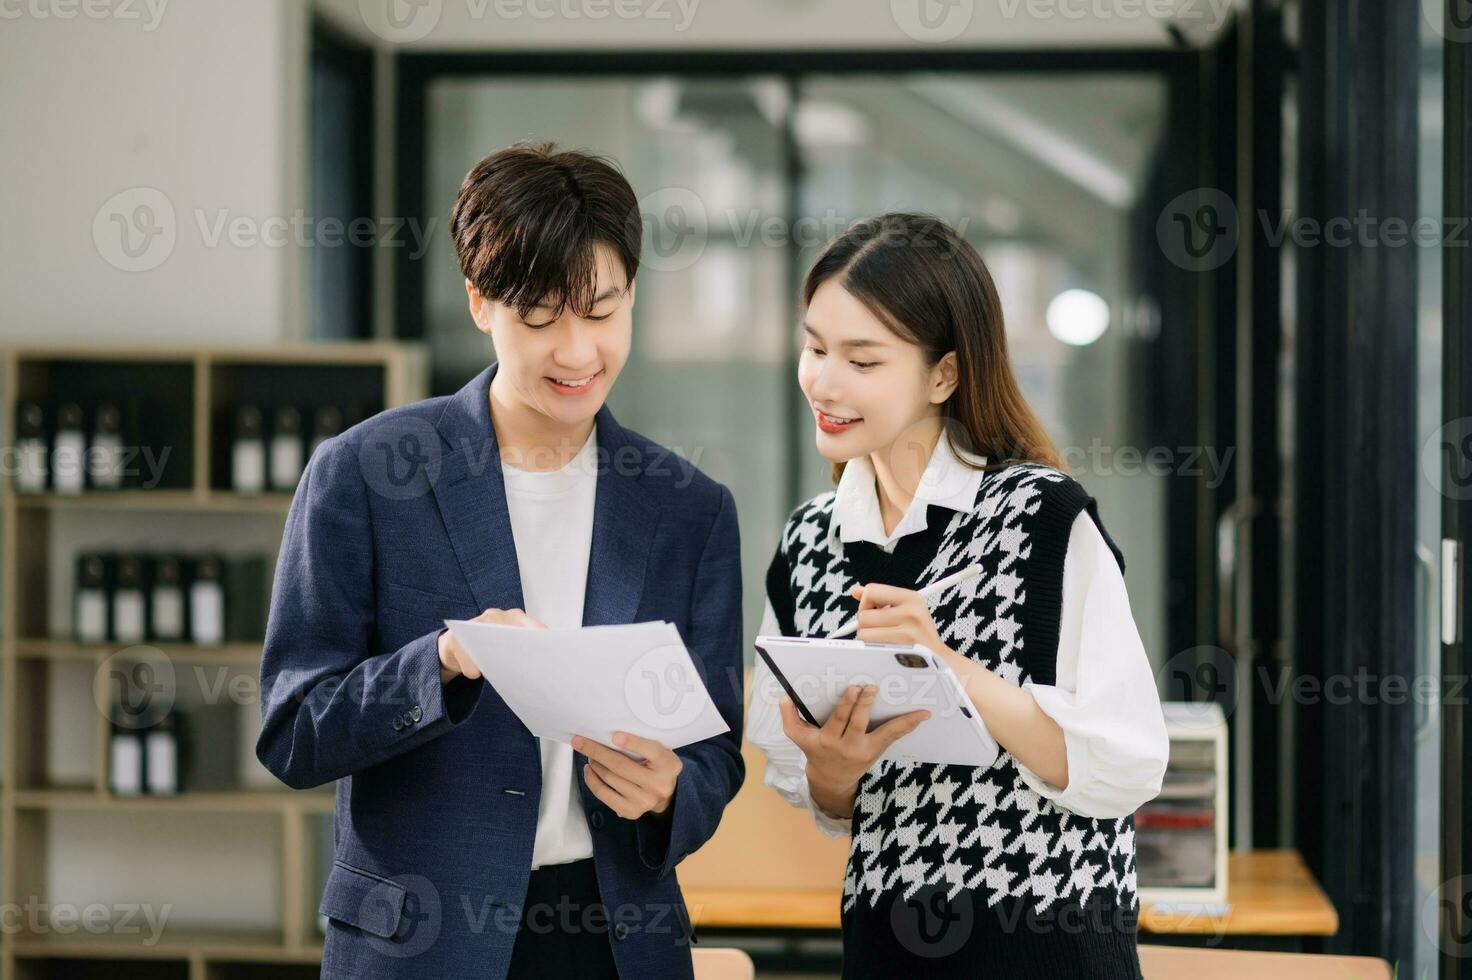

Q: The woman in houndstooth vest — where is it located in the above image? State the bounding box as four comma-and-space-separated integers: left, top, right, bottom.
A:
748, 213, 1169, 979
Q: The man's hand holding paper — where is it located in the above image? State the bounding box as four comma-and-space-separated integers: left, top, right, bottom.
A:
442, 618, 731, 755
438, 607, 548, 684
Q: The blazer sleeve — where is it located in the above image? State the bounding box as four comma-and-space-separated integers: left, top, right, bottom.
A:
255, 434, 483, 790
633, 484, 746, 879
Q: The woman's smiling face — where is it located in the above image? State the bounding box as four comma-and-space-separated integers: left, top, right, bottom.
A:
797, 277, 956, 464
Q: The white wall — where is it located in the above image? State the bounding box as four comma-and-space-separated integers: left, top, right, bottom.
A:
0, 0, 311, 347
0, 0, 315, 939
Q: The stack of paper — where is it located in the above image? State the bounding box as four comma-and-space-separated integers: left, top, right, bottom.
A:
443, 619, 730, 753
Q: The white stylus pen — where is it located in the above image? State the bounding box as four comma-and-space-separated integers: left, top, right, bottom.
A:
827, 563, 984, 639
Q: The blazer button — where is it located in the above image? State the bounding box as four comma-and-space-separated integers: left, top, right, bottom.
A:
411, 705, 422, 722
590, 811, 604, 829
392, 715, 404, 732
613, 922, 629, 940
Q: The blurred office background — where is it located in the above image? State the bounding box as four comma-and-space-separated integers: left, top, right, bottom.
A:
418, 70, 1170, 660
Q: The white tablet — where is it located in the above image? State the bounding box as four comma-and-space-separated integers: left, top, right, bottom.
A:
754, 635, 999, 769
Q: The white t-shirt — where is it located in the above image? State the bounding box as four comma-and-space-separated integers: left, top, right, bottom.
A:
500, 426, 599, 868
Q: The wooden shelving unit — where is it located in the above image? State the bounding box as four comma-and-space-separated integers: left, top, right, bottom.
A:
0, 343, 426, 980
10, 492, 296, 514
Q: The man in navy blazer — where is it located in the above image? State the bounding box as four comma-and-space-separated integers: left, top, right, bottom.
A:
255, 143, 745, 979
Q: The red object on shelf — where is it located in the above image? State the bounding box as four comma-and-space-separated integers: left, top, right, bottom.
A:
1137, 809, 1215, 830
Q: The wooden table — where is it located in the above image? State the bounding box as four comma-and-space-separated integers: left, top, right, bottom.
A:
1139, 946, 1390, 979
1139, 850, 1337, 936
683, 849, 1337, 937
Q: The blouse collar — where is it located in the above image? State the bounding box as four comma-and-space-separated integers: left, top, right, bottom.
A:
830, 430, 989, 552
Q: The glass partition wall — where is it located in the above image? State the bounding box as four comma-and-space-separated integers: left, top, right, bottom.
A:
417, 68, 1170, 663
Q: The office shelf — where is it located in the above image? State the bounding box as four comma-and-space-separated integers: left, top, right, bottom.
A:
7, 491, 296, 514
12, 789, 334, 813
12, 639, 266, 665
1136, 702, 1230, 906
11, 927, 325, 980
10, 927, 292, 958
0, 342, 427, 979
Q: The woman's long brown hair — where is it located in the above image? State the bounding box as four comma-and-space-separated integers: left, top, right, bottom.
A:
802, 213, 1063, 483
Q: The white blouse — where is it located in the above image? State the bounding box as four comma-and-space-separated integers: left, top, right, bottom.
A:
747, 436, 1170, 836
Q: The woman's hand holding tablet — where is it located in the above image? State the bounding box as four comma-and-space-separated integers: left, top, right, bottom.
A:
755, 634, 1002, 821
775, 681, 930, 821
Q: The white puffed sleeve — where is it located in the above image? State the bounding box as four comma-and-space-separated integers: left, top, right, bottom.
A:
1014, 510, 1170, 818
746, 600, 854, 837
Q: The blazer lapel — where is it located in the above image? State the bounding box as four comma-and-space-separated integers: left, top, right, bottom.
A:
428, 363, 525, 615
428, 362, 661, 627
582, 404, 660, 627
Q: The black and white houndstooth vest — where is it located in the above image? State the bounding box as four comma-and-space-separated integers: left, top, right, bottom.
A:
766, 462, 1139, 921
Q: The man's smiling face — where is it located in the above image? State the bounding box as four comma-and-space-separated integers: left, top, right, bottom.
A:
468, 243, 635, 430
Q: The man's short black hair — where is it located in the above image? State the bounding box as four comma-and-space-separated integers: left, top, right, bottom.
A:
450, 140, 641, 320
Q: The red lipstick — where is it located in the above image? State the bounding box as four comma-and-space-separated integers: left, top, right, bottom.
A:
815, 409, 862, 434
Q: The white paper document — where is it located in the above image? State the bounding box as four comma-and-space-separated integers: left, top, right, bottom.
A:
443, 618, 731, 752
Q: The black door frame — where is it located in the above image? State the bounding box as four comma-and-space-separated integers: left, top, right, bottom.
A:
391, 44, 1216, 632
1240, 0, 1288, 852
1194, 4, 1290, 854
392, 47, 1201, 341
1441, 1, 1472, 976
310, 16, 377, 339
1293, 0, 1421, 967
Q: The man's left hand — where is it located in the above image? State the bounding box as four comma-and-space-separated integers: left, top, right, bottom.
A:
572, 732, 682, 820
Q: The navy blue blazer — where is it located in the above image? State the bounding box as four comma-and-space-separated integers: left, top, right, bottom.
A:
255, 362, 745, 979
